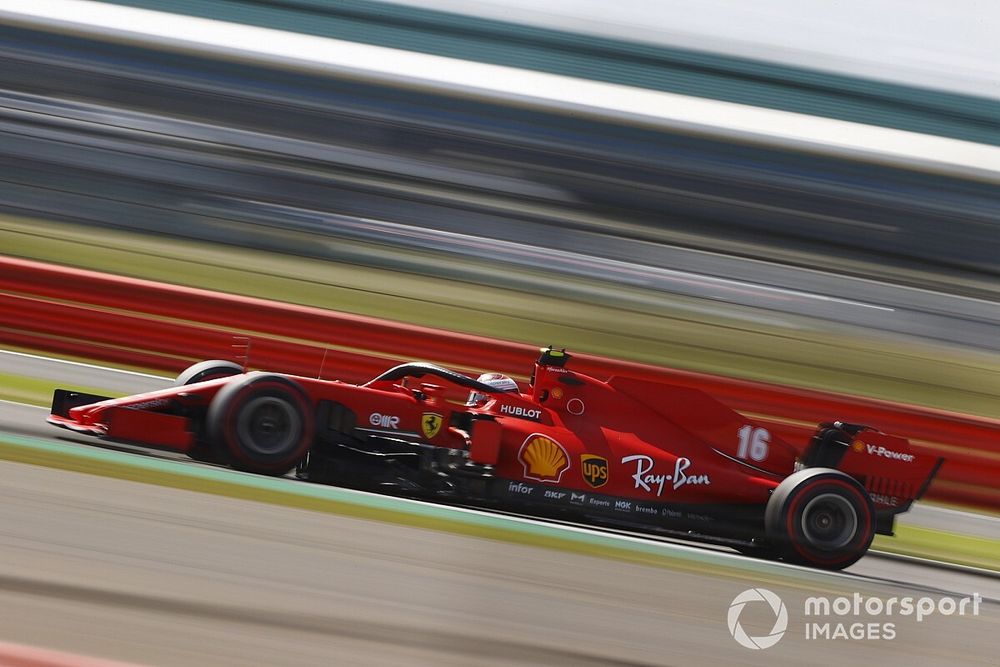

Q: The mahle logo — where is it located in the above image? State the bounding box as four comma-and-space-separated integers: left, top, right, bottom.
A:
728, 588, 788, 650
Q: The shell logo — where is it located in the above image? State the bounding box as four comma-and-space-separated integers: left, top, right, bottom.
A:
852, 440, 865, 453
518, 434, 570, 483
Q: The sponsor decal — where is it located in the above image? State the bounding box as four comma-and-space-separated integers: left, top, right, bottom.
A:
728, 589, 982, 649
369, 412, 400, 429
499, 404, 542, 420
580, 454, 609, 488
620, 455, 711, 497
550, 387, 564, 399
421, 412, 443, 439
504, 484, 717, 523
852, 440, 865, 453
864, 444, 915, 463
869, 493, 900, 507
507, 481, 533, 495
566, 398, 585, 415
128, 398, 171, 411
518, 434, 570, 483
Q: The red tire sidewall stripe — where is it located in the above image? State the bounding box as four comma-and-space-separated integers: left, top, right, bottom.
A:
785, 477, 873, 566
222, 380, 313, 469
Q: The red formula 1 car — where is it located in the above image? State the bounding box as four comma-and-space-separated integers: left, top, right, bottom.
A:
48, 347, 943, 569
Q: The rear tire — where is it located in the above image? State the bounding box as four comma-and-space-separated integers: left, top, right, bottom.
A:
765, 468, 874, 570
207, 374, 314, 475
175, 360, 243, 387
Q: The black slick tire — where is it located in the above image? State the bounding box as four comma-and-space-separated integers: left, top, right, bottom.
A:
207, 373, 314, 475
765, 468, 874, 570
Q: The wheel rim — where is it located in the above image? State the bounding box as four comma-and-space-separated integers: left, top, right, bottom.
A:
235, 396, 300, 455
800, 492, 858, 550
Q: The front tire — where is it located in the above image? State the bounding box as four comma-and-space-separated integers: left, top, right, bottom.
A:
207, 374, 314, 475
175, 360, 243, 387
765, 468, 874, 570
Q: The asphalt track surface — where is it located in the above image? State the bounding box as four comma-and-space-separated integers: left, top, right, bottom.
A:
1, 352, 998, 665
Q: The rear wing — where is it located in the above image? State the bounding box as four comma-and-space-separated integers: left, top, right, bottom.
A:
802, 422, 944, 530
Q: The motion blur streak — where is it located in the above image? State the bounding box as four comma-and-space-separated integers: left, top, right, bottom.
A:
0, 458, 995, 666
2, 0, 998, 175
389, 0, 1000, 99
0, 40, 998, 296
0, 5, 998, 289
0, 641, 142, 667
0, 4, 996, 665
4, 256, 1000, 508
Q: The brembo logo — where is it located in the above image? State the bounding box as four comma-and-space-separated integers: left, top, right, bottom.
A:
500, 404, 542, 420
865, 445, 914, 463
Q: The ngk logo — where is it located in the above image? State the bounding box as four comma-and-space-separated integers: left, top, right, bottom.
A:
369, 413, 400, 429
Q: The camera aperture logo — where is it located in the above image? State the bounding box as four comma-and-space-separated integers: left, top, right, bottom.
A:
727, 589, 982, 648
728, 588, 788, 649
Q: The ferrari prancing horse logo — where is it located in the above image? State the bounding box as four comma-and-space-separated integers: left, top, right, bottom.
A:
422, 413, 443, 439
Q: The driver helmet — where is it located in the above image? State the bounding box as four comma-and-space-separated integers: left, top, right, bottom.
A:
467, 372, 519, 406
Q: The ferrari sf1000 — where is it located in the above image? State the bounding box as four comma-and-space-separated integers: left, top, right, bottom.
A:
49, 347, 942, 569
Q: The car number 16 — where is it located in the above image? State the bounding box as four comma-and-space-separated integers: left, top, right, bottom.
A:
737, 425, 770, 462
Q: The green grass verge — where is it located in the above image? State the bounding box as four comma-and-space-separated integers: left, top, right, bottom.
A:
0, 372, 123, 408
874, 525, 999, 571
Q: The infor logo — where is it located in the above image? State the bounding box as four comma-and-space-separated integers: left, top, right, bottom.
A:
728, 588, 788, 650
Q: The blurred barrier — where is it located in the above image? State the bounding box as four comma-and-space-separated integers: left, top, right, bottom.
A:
1, 256, 997, 509
0, 640, 141, 667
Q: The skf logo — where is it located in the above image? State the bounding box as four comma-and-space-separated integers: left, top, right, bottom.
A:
580, 454, 608, 488
518, 434, 569, 483
421, 413, 443, 439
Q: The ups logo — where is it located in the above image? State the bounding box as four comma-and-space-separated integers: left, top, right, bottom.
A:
581, 454, 608, 488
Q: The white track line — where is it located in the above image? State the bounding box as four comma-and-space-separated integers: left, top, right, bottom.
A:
0, 349, 169, 380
